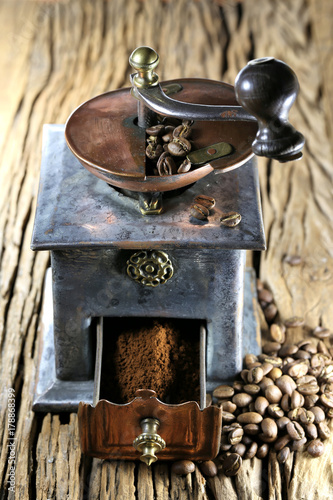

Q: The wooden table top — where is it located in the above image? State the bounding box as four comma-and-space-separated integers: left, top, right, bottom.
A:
0, 0, 332, 498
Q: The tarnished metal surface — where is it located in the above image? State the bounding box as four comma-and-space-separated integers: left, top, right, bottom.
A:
31, 125, 265, 251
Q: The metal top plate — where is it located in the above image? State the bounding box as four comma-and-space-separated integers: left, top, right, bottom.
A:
31, 125, 265, 251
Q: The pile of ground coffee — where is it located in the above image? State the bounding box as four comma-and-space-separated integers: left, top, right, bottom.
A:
100, 318, 200, 404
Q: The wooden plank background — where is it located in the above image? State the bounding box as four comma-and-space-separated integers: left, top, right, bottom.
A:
0, 0, 332, 498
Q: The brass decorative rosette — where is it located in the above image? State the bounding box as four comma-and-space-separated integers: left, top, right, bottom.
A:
126, 250, 174, 287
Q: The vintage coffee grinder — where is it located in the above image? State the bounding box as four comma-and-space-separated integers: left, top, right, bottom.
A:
31, 47, 304, 465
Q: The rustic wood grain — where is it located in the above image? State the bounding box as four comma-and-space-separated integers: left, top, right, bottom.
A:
0, 0, 332, 498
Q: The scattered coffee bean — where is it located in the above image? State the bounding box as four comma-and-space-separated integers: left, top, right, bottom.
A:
177, 158, 191, 173
265, 385, 283, 403
221, 411, 236, 423
244, 441, 258, 459
146, 124, 165, 136
231, 443, 247, 457
268, 367, 283, 382
288, 360, 309, 378
261, 418, 278, 440
264, 303, 278, 322
244, 384, 261, 396
213, 385, 234, 400
312, 326, 330, 339
198, 460, 217, 477
256, 443, 269, 459
237, 412, 263, 425
320, 393, 333, 409
291, 436, 307, 451
220, 211, 241, 227
190, 203, 209, 220
171, 460, 195, 475
274, 434, 291, 451
243, 423, 260, 435
258, 289, 273, 304
263, 342, 281, 355
254, 396, 269, 416
270, 323, 286, 344
194, 194, 215, 209
307, 439, 325, 457
286, 421, 305, 440
168, 137, 191, 156
277, 446, 290, 463
222, 401, 237, 413
285, 316, 305, 328
317, 421, 331, 440
232, 393, 253, 408
304, 422, 318, 440
228, 427, 244, 445
222, 453, 242, 476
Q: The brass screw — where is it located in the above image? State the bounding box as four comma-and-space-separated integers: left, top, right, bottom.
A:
133, 418, 166, 466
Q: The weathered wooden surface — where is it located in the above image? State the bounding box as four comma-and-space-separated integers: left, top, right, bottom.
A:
0, 0, 332, 498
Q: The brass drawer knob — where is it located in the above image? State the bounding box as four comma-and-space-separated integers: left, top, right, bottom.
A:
133, 418, 166, 466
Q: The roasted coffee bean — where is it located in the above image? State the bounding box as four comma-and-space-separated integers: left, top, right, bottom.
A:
247, 366, 264, 384
245, 354, 258, 367
291, 437, 307, 451
261, 362, 274, 376
276, 416, 291, 431
222, 423, 241, 434
274, 434, 291, 451
267, 404, 284, 418
177, 158, 191, 173
299, 341, 317, 354
268, 367, 283, 381
222, 401, 237, 413
321, 382, 333, 394
297, 382, 320, 396
244, 441, 258, 460
243, 424, 260, 435
220, 438, 232, 452
263, 342, 281, 355
168, 137, 191, 156
173, 121, 192, 139
291, 390, 304, 409
256, 443, 269, 459
312, 326, 331, 339
232, 392, 253, 408
222, 453, 242, 476
237, 412, 263, 425
221, 411, 236, 423
279, 344, 298, 357
326, 408, 333, 418
233, 381, 245, 392
162, 131, 174, 143
194, 194, 215, 209
157, 152, 176, 176
281, 394, 291, 412
213, 385, 234, 400
288, 408, 303, 421
288, 360, 309, 378
285, 316, 305, 328
261, 418, 278, 440
146, 124, 165, 136
258, 289, 273, 304
190, 203, 209, 220
228, 428, 244, 445
254, 396, 270, 416
304, 422, 318, 440
171, 460, 195, 475
244, 384, 261, 396
146, 142, 163, 160
317, 340, 330, 356
304, 394, 320, 409
259, 377, 275, 392
277, 447, 290, 464
264, 303, 278, 322
294, 349, 311, 360
220, 211, 241, 227
199, 460, 217, 477
270, 323, 286, 344
242, 435, 253, 446
299, 409, 315, 425
231, 443, 247, 457
240, 369, 250, 383
307, 439, 325, 457
317, 421, 331, 440
320, 393, 333, 409
265, 385, 283, 403
258, 355, 283, 367
286, 420, 305, 440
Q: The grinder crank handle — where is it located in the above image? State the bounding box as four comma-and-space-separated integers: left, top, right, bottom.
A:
130, 47, 305, 162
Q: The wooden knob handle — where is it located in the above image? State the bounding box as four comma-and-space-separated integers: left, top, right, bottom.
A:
235, 58, 305, 162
